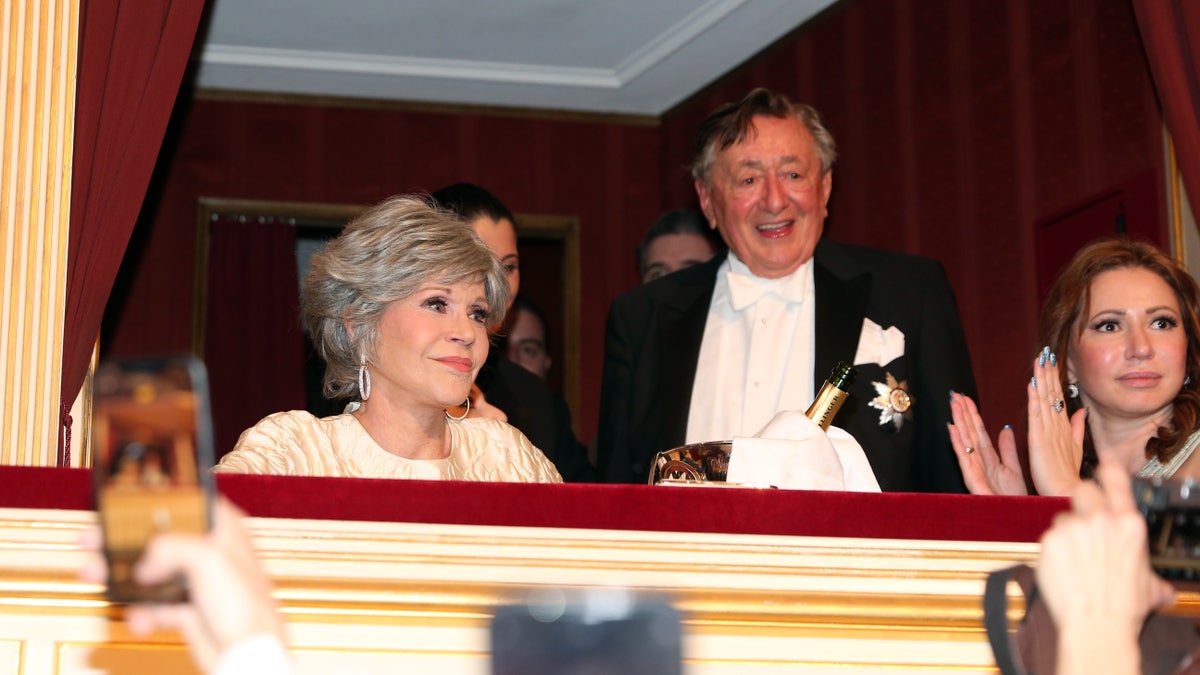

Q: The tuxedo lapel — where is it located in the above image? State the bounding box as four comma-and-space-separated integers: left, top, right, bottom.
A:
655, 254, 723, 449
812, 243, 871, 393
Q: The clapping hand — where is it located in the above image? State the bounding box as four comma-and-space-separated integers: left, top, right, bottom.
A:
949, 347, 1089, 496
1024, 347, 1088, 496
948, 390, 1027, 495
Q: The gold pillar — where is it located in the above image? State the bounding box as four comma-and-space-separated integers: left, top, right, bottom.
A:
0, 0, 78, 465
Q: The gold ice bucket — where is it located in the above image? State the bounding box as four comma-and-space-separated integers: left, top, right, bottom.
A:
648, 441, 733, 485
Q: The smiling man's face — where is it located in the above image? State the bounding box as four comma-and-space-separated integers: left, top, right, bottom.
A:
695, 115, 832, 279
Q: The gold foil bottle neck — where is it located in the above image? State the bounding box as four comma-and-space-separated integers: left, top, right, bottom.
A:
804, 362, 857, 431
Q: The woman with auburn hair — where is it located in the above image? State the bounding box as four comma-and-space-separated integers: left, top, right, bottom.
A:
215, 195, 561, 483
949, 238, 1200, 495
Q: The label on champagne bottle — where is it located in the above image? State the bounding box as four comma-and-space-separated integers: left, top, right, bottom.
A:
804, 362, 857, 431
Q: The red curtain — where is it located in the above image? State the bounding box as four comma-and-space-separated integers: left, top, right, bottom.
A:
62, 0, 206, 462
1133, 0, 1200, 207
205, 217, 308, 458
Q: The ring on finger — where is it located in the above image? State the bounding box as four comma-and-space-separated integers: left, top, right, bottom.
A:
1051, 398, 1065, 413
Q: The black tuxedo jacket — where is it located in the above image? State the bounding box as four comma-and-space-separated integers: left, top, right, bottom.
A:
597, 239, 976, 492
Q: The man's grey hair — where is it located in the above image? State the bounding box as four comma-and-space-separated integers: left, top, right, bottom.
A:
691, 87, 837, 182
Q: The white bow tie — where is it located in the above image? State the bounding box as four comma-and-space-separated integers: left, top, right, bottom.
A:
726, 268, 810, 311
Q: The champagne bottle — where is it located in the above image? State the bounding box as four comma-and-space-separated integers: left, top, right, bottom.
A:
804, 362, 857, 431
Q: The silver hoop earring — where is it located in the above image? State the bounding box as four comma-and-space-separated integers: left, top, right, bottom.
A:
445, 397, 470, 421
358, 354, 371, 401
1067, 383, 1080, 399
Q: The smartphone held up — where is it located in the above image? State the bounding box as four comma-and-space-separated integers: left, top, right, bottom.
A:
91, 355, 216, 603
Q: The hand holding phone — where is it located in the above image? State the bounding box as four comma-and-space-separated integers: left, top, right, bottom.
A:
79, 497, 288, 672
91, 355, 216, 603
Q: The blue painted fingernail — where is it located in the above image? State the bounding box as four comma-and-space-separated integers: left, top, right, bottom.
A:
1038, 352, 1047, 367
1031, 376, 1038, 389
1003, 424, 1012, 430
1049, 352, 1057, 367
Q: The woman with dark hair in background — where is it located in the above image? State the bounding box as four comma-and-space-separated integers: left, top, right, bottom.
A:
430, 183, 596, 482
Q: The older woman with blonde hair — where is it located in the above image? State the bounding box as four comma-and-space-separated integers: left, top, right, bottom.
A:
216, 195, 562, 482
950, 238, 1200, 494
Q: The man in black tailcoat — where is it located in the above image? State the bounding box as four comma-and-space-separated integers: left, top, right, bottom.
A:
597, 88, 976, 492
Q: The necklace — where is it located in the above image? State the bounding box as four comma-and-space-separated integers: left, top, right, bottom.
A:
1136, 430, 1200, 480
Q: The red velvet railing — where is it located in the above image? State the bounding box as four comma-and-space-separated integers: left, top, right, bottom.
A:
0, 466, 1065, 543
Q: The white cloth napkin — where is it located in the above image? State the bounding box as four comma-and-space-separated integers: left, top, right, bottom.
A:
725, 411, 881, 492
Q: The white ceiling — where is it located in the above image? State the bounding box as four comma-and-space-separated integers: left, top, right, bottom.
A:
196, 0, 839, 116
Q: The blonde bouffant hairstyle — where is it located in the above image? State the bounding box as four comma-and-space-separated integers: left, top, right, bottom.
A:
302, 195, 509, 400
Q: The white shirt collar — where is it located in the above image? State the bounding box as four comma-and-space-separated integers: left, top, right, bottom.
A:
725, 253, 813, 311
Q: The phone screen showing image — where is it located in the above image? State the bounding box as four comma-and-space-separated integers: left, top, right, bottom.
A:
91, 355, 215, 603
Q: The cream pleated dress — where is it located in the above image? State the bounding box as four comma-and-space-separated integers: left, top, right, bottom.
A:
215, 411, 562, 483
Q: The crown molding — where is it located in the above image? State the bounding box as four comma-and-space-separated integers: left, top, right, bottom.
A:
195, 0, 840, 116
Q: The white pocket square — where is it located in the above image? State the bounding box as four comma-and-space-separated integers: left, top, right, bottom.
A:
853, 318, 905, 367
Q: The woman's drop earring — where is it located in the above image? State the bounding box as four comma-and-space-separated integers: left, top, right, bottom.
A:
1067, 383, 1079, 399
358, 354, 371, 401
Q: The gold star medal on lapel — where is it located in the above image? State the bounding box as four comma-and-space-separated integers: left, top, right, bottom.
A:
868, 373, 912, 430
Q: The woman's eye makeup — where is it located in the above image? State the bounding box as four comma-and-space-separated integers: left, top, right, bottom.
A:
417, 290, 488, 322
1088, 312, 1180, 333
1151, 314, 1179, 329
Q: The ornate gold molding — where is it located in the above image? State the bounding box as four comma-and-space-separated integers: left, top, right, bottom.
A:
0, 506, 1045, 672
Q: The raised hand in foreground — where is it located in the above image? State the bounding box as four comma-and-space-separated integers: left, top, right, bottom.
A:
80, 498, 290, 674
1036, 461, 1175, 675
